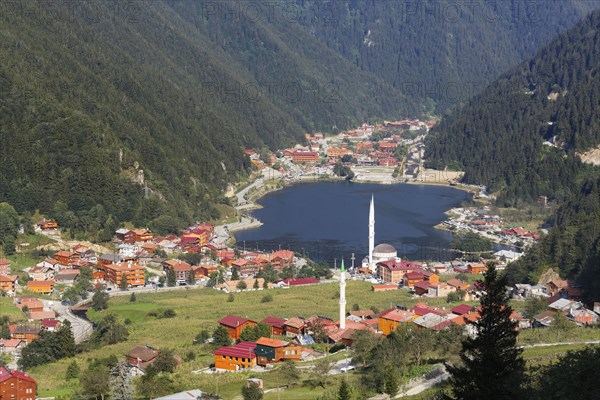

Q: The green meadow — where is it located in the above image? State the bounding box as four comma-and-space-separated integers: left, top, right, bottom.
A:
24, 280, 599, 399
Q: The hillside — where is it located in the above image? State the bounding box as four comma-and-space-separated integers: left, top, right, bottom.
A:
425, 9, 600, 206
506, 174, 600, 303
295, 0, 597, 113
0, 1, 416, 233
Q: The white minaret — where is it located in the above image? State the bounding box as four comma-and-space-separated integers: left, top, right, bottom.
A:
339, 258, 346, 329
368, 194, 375, 266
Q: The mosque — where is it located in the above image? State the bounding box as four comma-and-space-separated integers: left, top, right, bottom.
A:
362, 195, 401, 271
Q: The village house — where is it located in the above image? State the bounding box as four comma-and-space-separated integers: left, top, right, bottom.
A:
27, 266, 54, 281
11, 324, 43, 344
413, 281, 431, 296
261, 317, 286, 336
280, 277, 319, 287
451, 304, 473, 317
218, 315, 257, 341
54, 250, 80, 266
546, 279, 569, 296
404, 270, 426, 287
327, 147, 353, 162
413, 313, 451, 331
213, 341, 257, 371
372, 284, 398, 292
231, 258, 260, 276
162, 260, 193, 282
446, 278, 469, 292
38, 220, 58, 231
125, 345, 159, 372
254, 337, 303, 366
27, 280, 54, 294
40, 318, 61, 331
0, 275, 17, 293
467, 263, 488, 274
376, 260, 422, 283
102, 261, 145, 287
0, 339, 24, 355
378, 308, 415, 335
283, 317, 305, 337
427, 282, 454, 298
27, 309, 56, 320
0, 367, 37, 400
16, 297, 44, 313
55, 269, 80, 285
290, 151, 319, 164
132, 229, 153, 243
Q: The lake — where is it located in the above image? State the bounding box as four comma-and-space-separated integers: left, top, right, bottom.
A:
234, 181, 472, 263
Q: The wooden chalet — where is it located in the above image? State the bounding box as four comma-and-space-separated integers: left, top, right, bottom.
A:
254, 337, 302, 366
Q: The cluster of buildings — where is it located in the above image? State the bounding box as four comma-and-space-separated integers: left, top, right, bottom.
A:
442, 206, 544, 250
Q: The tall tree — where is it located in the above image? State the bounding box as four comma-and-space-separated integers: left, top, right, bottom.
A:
65, 360, 80, 380
213, 325, 232, 346
91, 286, 109, 311
447, 265, 524, 399
338, 378, 351, 400
80, 364, 110, 400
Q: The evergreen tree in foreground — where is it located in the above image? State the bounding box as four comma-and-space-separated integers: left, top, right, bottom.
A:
447, 265, 524, 399
338, 378, 351, 400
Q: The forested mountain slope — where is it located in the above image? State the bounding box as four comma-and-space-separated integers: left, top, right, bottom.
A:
295, 0, 597, 113
506, 175, 600, 303
425, 9, 600, 206
0, 0, 415, 233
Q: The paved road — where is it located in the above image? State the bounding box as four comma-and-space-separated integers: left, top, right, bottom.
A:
43, 299, 93, 344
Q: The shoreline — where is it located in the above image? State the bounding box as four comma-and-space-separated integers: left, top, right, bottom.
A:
215, 170, 475, 249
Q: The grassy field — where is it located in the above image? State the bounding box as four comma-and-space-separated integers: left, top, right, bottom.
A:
28, 280, 599, 399
33, 281, 419, 394
0, 297, 24, 321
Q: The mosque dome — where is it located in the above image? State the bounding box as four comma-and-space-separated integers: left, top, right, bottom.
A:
373, 243, 397, 259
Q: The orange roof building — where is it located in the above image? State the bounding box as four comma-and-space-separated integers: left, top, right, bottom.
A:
27, 280, 54, 294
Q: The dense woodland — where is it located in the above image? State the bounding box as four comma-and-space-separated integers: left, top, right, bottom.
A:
295, 0, 596, 113
425, 9, 600, 207
0, 0, 417, 235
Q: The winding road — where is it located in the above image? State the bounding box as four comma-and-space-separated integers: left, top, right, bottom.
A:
42, 299, 93, 344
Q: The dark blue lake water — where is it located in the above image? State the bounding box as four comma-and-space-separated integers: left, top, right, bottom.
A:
234, 182, 472, 263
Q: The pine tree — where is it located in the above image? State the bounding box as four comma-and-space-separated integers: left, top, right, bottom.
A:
129, 292, 136, 302
447, 265, 524, 399
65, 360, 80, 380
91, 286, 109, 311
383, 368, 399, 396
338, 378, 351, 400
253, 279, 259, 289
56, 320, 76, 358
231, 267, 239, 280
